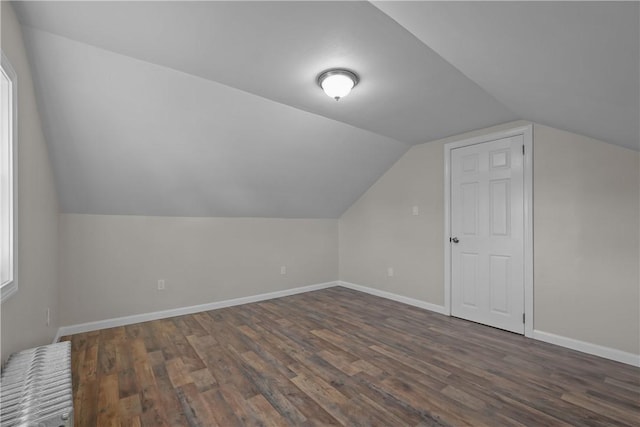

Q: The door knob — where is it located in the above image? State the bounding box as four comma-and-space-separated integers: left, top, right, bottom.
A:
451, 237, 459, 243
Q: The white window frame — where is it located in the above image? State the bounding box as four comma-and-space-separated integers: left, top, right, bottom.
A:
1, 51, 18, 303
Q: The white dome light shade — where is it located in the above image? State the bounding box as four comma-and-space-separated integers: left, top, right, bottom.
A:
321, 74, 354, 100
317, 69, 359, 101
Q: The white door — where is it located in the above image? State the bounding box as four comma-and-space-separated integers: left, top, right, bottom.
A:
450, 135, 524, 334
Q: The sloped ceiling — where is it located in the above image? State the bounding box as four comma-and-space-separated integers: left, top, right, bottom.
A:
12, 1, 639, 218
373, 1, 640, 151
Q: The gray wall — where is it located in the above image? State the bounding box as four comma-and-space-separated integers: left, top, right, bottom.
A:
1, 2, 60, 361
534, 125, 639, 354
59, 215, 338, 326
340, 121, 639, 355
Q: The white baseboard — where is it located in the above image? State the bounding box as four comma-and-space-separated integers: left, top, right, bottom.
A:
338, 281, 448, 315
338, 281, 639, 367
53, 281, 338, 342
533, 330, 640, 367
52, 329, 64, 345
52, 280, 640, 368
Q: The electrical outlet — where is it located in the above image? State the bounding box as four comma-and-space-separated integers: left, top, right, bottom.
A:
387, 267, 394, 277
280, 266, 287, 275
157, 279, 165, 290
46, 308, 50, 326
412, 206, 419, 216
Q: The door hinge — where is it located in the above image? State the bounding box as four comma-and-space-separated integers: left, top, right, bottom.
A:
522, 313, 525, 323
522, 145, 525, 155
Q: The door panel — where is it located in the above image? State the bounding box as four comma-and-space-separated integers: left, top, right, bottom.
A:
461, 253, 478, 307
489, 255, 510, 314
490, 179, 510, 236
451, 135, 524, 334
461, 182, 479, 235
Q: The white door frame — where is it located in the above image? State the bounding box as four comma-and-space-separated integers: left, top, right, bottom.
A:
444, 124, 534, 337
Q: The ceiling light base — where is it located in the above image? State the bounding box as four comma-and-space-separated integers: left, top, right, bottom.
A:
317, 69, 359, 101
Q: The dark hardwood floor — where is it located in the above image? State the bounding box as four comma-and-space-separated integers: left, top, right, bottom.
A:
62, 287, 640, 426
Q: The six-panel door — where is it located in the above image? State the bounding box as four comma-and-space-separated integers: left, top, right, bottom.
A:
451, 135, 525, 334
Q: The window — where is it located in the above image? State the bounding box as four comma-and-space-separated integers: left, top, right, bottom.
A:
1, 51, 17, 302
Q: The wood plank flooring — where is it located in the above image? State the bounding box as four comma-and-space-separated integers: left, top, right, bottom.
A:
62, 287, 640, 426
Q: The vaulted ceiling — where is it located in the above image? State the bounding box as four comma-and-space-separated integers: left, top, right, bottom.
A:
13, 1, 639, 218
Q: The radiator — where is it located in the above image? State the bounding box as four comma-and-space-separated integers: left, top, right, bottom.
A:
1, 341, 73, 427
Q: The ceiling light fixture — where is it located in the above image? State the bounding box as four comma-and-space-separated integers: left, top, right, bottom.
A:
317, 69, 359, 101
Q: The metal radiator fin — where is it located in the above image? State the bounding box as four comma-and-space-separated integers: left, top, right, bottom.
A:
1, 341, 73, 427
